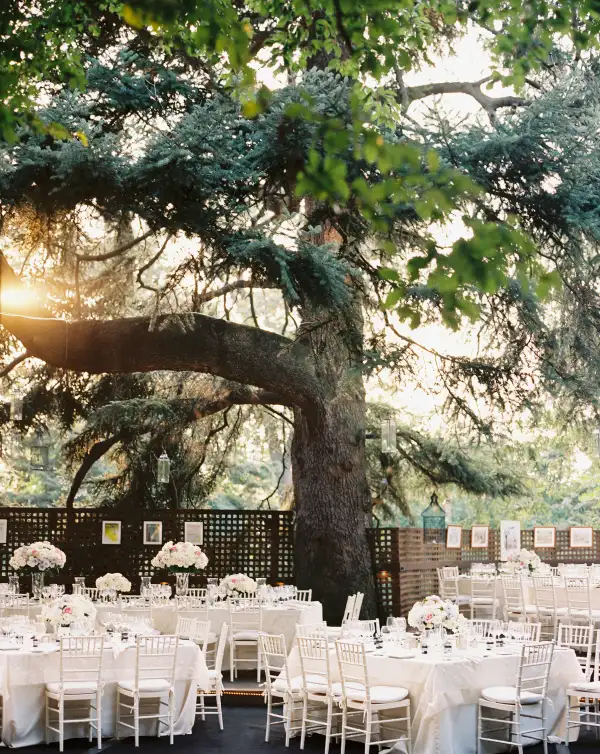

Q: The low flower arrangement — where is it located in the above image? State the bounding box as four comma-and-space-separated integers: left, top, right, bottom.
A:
9, 542, 66, 575
219, 573, 257, 597
96, 573, 132, 593
41, 594, 96, 627
500, 548, 549, 575
150, 541, 209, 572
408, 595, 467, 633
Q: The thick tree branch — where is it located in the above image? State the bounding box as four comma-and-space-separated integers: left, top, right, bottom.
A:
195, 279, 278, 305
65, 434, 122, 512
0, 351, 29, 378
75, 229, 155, 263
0, 312, 319, 410
402, 77, 528, 117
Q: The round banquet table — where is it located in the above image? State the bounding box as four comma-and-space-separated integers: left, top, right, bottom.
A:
97, 600, 324, 648
0, 638, 207, 747
285, 643, 583, 754
27, 601, 323, 650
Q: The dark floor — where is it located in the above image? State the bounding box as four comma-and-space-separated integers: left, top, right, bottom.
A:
16, 706, 598, 754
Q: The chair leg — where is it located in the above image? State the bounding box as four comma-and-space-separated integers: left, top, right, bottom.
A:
340, 704, 347, 754
45, 695, 49, 745
97, 691, 102, 751
364, 706, 372, 754
230, 641, 234, 683
200, 693, 206, 721
58, 695, 64, 753
476, 704, 481, 754
115, 692, 121, 740
324, 699, 332, 754
300, 695, 307, 750
406, 704, 412, 754
217, 686, 224, 731
265, 690, 272, 742
541, 703, 548, 754
134, 695, 139, 748
169, 690, 175, 745
284, 696, 292, 748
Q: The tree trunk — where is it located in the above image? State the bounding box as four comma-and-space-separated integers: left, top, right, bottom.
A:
292, 299, 377, 624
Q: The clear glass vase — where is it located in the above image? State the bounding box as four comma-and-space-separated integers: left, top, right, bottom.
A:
175, 572, 189, 597
140, 576, 151, 600
31, 572, 44, 599
8, 575, 19, 594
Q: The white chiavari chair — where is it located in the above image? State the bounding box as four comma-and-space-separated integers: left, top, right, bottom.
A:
296, 622, 328, 640
437, 568, 471, 612
119, 596, 153, 627
295, 590, 312, 603
197, 622, 228, 730
176, 601, 217, 666
469, 574, 499, 620
45, 636, 105, 752
297, 635, 340, 754
532, 575, 567, 640
468, 619, 503, 639
565, 627, 600, 744
327, 595, 356, 639
500, 575, 536, 623
564, 575, 600, 625
1, 594, 30, 620
335, 639, 411, 754
259, 632, 303, 745
116, 635, 179, 747
507, 621, 542, 643
341, 619, 380, 639
478, 642, 554, 754
557, 623, 594, 679
228, 599, 263, 682
175, 615, 198, 639
559, 564, 590, 577
351, 593, 364, 620
83, 587, 99, 601
178, 617, 211, 656
186, 588, 207, 599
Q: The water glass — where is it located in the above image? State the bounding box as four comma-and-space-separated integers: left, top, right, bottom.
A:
8, 575, 19, 595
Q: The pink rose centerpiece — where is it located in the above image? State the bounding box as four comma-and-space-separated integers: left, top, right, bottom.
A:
41, 594, 96, 630
219, 573, 257, 597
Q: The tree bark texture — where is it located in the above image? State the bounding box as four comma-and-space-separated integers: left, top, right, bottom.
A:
292, 298, 377, 623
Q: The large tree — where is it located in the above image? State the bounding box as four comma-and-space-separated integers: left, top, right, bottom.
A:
3, 3, 600, 619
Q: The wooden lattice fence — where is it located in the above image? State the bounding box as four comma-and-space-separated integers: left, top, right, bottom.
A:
0, 508, 294, 592
370, 527, 600, 619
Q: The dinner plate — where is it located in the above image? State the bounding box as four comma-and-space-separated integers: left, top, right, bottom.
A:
387, 650, 417, 659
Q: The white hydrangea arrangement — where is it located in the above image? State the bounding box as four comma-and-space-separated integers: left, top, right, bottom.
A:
151, 541, 209, 572
96, 573, 132, 593
408, 595, 467, 633
500, 548, 548, 575
41, 594, 96, 627
9, 542, 66, 574
219, 573, 257, 596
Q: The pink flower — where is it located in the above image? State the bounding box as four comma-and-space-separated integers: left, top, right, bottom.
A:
63, 607, 72, 614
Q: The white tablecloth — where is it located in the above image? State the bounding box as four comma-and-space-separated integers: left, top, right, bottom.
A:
0, 639, 208, 747
286, 644, 583, 754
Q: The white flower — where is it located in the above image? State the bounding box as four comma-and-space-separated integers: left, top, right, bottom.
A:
96, 573, 132, 592
501, 548, 543, 574
408, 595, 466, 632
10, 542, 66, 572
41, 595, 96, 626
219, 573, 257, 596
150, 541, 209, 571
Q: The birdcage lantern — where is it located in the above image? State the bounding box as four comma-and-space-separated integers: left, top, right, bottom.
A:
157, 451, 171, 484
29, 432, 50, 471
421, 492, 446, 543
381, 418, 397, 453
10, 398, 23, 422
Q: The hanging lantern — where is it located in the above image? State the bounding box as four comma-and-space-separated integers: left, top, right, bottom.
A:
29, 432, 50, 470
421, 491, 446, 543
381, 418, 397, 453
157, 451, 171, 484
10, 398, 23, 422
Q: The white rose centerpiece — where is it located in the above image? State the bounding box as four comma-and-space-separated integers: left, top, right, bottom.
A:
96, 573, 131, 593
219, 573, 257, 597
10, 542, 66, 574
500, 548, 547, 575
151, 541, 209, 596
408, 595, 467, 634
42, 594, 96, 627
